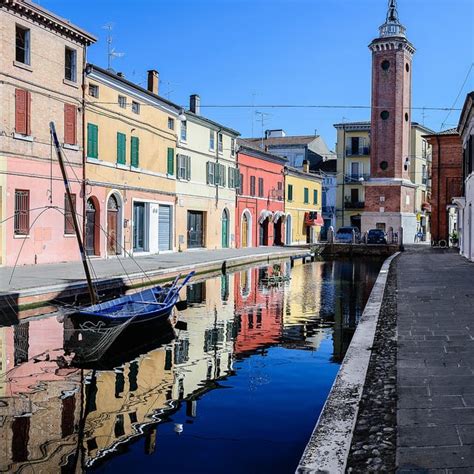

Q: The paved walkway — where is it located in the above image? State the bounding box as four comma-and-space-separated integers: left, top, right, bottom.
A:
0, 246, 306, 294
397, 246, 474, 472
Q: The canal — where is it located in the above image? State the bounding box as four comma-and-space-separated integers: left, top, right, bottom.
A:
0, 258, 383, 473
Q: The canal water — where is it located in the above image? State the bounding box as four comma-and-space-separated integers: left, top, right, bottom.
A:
0, 258, 382, 473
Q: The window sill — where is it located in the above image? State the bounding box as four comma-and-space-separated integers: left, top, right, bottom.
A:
64, 234, 76, 238
116, 163, 129, 170
14, 234, 30, 239
63, 143, 79, 151
87, 156, 100, 162
63, 78, 79, 89
13, 133, 33, 142
131, 166, 141, 172
13, 60, 32, 72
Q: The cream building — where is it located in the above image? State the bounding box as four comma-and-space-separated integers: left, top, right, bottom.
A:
176, 95, 240, 250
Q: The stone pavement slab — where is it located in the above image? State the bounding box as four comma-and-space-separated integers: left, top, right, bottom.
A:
396, 246, 474, 472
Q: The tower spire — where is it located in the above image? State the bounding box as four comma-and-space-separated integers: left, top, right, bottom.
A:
379, 0, 406, 38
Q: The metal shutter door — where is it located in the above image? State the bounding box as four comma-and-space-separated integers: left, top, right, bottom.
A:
159, 205, 172, 251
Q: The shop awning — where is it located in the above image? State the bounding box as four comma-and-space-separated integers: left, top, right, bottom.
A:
258, 210, 273, 224
273, 211, 285, 223
304, 211, 324, 226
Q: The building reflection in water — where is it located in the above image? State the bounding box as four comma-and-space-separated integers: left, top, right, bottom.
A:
0, 258, 382, 472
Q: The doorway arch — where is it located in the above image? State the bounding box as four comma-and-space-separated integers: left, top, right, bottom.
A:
106, 192, 122, 256
85, 197, 100, 256
241, 210, 252, 248
221, 208, 230, 248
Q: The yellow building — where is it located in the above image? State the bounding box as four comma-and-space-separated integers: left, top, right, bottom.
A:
334, 121, 371, 230
84, 66, 181, 257
175, 95, 240, 250
284, 164, 323, 244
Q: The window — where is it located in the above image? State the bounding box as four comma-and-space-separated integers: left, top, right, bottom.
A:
15, 88, 31, 136
380, 110, 389, 120
206, 161, 216, 185
64, 104, 77, 145
313, 189, 318, 205
89, 84, 99, 98
422, 164, 427, 184
180, 121, 187, 141
167, 147, 175, 175
239, 173, 244, 194
422, 140, 428, 158
287, 184, 293, 201
15, 25, 30, 65
295, 154, 304, 167
209, 130, 215, 150
64, 47, 77, 82
177, 154, 191, 180
64, 193, 76, 235
228, 167, 238, 188
131, 136, 139, 168
381, 60, 390, 70
304, 187, 309, 204
117, 132, 126, 165
118, 95, 127, 109
87, 123, 98, 158
258, 177, 264, 197
250, 176, 256, 196
231, 138, 235, 156
218, 133, 223, 153
131, 101, 140, 114
14, 189, 29, 235
277, 181, 283, 200
217, 164, 226, 186
168, 117, 175, 130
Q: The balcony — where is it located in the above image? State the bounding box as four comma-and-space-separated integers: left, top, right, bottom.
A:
344, 200, 365, 209
344, 173, 370, 184
346, 147, 370, 156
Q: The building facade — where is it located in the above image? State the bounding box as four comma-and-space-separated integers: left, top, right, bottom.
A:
176, 95, 239, 251
84, 66, 180, 257
244, 130, 334, 169
424, 130, 463, 246
313, 159, 337, 240
361, 1, 418, 242
284, 164, 323, 245
0, 0, 95, 266
235, 142, 286, 248
457, 92, 474, 261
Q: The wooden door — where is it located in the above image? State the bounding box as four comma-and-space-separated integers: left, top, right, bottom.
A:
107, 195, 119, 255
85, 199, 96, 256
242, 214, 248, 247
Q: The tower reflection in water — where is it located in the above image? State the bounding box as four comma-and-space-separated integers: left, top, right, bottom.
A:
0, 259, 381, 472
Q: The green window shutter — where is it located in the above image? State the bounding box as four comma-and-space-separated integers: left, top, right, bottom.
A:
130, 136, 139, 168
304, 188, 309, 203
313, 189, 318, 205
87, 123, 98, 158
186, 155, 191, 180
117, 132, 126, 164
288, 184, 293, 201
167, 147, 174, 175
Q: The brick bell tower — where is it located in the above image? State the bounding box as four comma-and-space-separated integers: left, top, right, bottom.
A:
361, 0, 418, 241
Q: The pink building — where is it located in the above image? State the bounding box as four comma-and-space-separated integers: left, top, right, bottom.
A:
0, 1, 95, 266
235, 141, 286, 247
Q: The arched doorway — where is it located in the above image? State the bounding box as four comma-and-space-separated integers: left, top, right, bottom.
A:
85, 197, 99, 256
221, 208, 229, 248
285, 214, 292, 245
107, 194, 121, 255
241, 210, 251, 248
259, 218, 269, 246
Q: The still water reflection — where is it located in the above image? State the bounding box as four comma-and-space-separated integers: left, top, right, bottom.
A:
0, 258, 382, 473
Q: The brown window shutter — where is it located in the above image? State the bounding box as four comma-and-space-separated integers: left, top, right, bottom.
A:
64, 104, 77, 145
15, 89, 27, 135
26, 90, 31, 136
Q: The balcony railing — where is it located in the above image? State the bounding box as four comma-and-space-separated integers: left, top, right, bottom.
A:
344, 200, 365, 209
345, 147, 370, 156
344, 173, 370, 184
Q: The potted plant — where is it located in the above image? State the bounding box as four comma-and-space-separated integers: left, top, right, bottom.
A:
450, 231, 459, 246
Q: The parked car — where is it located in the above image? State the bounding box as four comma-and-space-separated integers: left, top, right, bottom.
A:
367, 228, 387, 244
335, 226, 361, 243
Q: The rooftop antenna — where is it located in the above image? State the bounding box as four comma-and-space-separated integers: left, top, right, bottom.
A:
103, 23, 125, 71
255, 111, 271, 150
160, 79, 180, 99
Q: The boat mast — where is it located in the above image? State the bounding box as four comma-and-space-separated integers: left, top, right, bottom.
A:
49, 122, 98, 305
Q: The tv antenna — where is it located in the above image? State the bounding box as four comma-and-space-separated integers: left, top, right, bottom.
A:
255, 111, 271, 149
103, 23, 125, 71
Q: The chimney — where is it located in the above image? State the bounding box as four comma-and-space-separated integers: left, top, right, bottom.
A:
302, 159, 310, 173
147, 69, 159, 95
117, 72, 124, 78
190, 94, 201, 115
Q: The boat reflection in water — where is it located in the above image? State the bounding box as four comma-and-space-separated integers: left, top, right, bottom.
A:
0, 258, 382, 473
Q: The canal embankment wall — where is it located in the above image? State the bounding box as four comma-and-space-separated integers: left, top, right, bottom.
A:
296, 251, 400, 473
0, 247, 311, 318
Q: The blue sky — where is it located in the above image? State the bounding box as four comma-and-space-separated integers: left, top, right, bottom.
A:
41, 0, 473, 149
